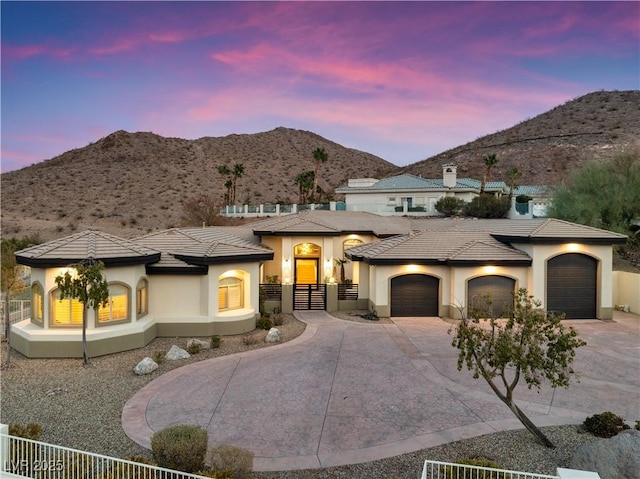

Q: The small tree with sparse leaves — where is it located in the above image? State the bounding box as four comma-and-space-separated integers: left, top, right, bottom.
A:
449, 288, 586, 448
55, 259, 109, 365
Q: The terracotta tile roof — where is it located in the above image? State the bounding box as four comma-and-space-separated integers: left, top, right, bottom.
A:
346, 229, 531, 265
407, 218, 627, 243
251, 210, 414, 237
135, 228, 273, 270
16, 230, 161, 267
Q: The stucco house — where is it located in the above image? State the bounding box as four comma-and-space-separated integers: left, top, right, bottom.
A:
11, 211, 626, 358
335, 164, 551, 217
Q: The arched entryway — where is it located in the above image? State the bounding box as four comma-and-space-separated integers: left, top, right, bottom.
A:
390, 274, 439, 317
467, 275, 516, 317
294, 243, 321, 285
547, 253, 598, 319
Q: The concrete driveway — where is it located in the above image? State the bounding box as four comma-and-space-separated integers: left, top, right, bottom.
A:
122, 311, 640, 471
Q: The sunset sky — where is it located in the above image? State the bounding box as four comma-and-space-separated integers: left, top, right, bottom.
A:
1, 1, 638, 172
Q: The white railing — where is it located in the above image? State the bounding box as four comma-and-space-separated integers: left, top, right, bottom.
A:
220, 201, 344, 217
0, 428, 212, 479
1, 300, 31, 336
420, 460, 600, 479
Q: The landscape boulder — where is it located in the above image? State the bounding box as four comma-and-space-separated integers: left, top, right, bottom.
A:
265, 327, 281, 343
134, 357, 158, 375
187, 338, 211, 350
166, 345, 190, 361
570, 429, 640, 479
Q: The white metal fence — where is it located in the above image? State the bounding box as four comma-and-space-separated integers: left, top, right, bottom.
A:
0, 429, 212, 479
421, 460, 559, 479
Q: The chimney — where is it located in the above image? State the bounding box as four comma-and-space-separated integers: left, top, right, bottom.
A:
443, 163, 457, 188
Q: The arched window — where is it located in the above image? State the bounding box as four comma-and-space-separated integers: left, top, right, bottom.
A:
343, 238, 363, 255
50, 288, 84, 327
98, 283, 130, 325
136, 278, 149, 318
31, 282, 44, 326
219, 277, 243, 311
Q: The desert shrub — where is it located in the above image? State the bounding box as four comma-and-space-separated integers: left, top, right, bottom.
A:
635, 421, 640, 431
583, 411, 630, 438
272, 313, 284, 326
187, 342, 202, 355
8, 423, 43, 477
256, 317, 273, 330
463, 194, 510, 218
153, 351, 166, 364
205, 444, 254, 479
210, 335, 222, 348
9, 423, 42, 440
151, 424, 208, 473
242, 334, 257, 346
435, 197, 465, 217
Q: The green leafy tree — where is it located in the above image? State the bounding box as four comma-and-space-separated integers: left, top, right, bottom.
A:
183, 193, 220, 226
311, 147, 329, 203
1, 235, 41, 367
480, 153, 498, 194
295, 170, 315, 204
54, 260, 110, 365
450, 288, 586, 448
506, 167, 523, 201
435, 197, 465, 217
549, 153, 640, 246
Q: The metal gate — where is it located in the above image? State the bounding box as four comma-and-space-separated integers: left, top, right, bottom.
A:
294, 284, 326, 310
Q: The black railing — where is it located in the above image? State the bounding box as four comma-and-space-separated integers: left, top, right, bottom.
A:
338, 283, 358, 300
260, 284, 282, 301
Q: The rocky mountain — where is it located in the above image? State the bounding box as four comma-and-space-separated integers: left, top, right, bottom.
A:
2, 90, 638, 241
1, 127, 396, 240
399, 90, 640, 185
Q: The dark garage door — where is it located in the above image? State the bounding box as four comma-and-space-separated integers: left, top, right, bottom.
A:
391, 274, 439, 317
468, 275, 516, 317
547, 253, 597, 319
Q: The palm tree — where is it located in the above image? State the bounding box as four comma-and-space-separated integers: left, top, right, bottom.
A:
294, 170, 315, 204
480, 153, 498, 194
232, 163, 245, 204
217, 165, 231, 204
507, 167, 523, 200
311, 147, 329, 203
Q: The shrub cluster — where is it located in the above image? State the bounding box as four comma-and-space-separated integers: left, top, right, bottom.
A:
8, 423, 42, 440
435, 196, 465, 217
256, 317, 273, 330
463, 194, 510, 218
210, 335, 222, 348
187, 342, 202, 355
583, 411, 630, 438
153, 351, 166, 364
151, 424, 208, 473
203, 444, 254, 479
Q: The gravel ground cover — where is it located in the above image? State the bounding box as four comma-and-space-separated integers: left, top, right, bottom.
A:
1, 312, 599, 478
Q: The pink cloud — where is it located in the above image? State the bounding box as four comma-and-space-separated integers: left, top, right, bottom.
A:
2, 43, 76, 60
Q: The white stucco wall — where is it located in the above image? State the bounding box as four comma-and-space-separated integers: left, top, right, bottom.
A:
612, 271, 640, 314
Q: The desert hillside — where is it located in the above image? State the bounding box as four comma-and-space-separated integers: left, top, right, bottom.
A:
2, 90, 638, 241
1, 128, 396, 240
400, 90, 640, 185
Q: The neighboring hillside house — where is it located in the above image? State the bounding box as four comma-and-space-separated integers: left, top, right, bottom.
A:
12, 211, 626, 358
335, 164, 551, 217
